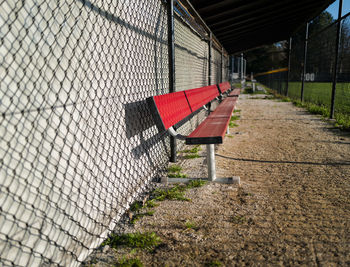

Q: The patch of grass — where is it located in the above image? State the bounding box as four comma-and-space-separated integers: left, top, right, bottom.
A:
226, 135, 234, 138
184, 153, 200, 159
102, 232, 162, 251
144, 199, 158, 208
307, 104, 330, 117
230, 115, 240, 121
233, 109, 241, 113
153, 185, 191, 202
232, 215, 246, 224
130, 202, 143, 213
335, 113, 350, 130
187, 179, 207, 188
180, 145, 201, 154
116, 257, 143, 267
207, 260, 222, 266
229, 122, 238, 127
168, 164, 182, 173
130, 210, 155, 225
168, 164, 187, 178
152, 180, 206, 203
180, 145, 201, 159
185, 221, 199, 230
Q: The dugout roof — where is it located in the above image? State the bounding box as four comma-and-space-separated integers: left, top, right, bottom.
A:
185, 0, 336, 54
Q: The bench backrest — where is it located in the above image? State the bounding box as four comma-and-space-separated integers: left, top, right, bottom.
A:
218, 82, 231, 94
147, 84, 220, 131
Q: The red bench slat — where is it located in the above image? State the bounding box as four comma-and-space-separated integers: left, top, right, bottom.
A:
185, 85, 219, 112
218, 82, 231, 94
186, 96, 238, 145
150, 91, 192, 130
229, 88, 241, 97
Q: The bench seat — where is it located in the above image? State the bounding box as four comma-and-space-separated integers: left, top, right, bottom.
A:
186, 96, 238, 144
229, 88, 241, 97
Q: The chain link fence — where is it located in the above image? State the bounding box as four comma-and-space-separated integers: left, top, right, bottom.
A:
257, 4, 350, 127
0, 0, 230, 266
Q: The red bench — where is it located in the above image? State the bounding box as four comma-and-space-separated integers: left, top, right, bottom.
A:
217, 81, 231, 95
147, 82, 240, 181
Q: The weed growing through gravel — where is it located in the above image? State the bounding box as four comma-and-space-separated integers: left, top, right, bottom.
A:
153, 180, 207, 202
230, 115, 240, 121
129, 200, 157, 224
232, 215, 246, 224
207, 260, 222, 266
168, 164, 187, 178
234, 109, 241, 113
153, 185, 190, 201
187, 179, 207, 188
184, 221, 199, 230
184, 153, 200, 159
117, 257, 143, 267
102, 232, 162, 251
180, 145, 201, 154
229, 122, 238, 127
180, 145, 202, 159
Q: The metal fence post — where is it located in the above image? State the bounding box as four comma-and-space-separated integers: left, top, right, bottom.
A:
301, 22, 309, 102
221, 47, 224, 83
330, 0, 343, 119
167, 0, 176, 162
240, 53, 244, 80
286, 37, 292, 96
208, 32, 212, 85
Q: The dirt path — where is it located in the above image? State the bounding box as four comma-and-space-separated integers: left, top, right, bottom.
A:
87, 95, 350, 266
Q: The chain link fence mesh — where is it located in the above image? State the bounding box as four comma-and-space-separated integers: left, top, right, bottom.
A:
0, 0, 230, 265
257, 8, 350, 127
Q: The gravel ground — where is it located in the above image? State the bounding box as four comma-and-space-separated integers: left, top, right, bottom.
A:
84, 94, 350, 266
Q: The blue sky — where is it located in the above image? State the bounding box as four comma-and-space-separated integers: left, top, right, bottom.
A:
325, 0, 350, 19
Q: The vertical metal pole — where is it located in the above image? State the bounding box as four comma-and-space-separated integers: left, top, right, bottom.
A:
244, 59, 246, 79
301, 22, 309, 102
240, 53, 244, 80
221, 47, 224, 83
208, 32, 212, 85
286, 37, 292, 96
207, 144, 216, 181
168, 0, 176, 162
330, 0, 343, 119
231, 56, 234, 80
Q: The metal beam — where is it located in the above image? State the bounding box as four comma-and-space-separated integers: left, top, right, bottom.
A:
168, 0, 177, 163
286, 37, 292, 97
330, 0, 343, 119
301, 22, 309, 102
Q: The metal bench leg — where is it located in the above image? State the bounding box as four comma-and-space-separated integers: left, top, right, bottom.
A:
207, 144, 216, 181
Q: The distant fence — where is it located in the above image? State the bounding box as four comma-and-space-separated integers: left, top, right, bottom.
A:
0, 0, 233, 266
257, 3, 350, 124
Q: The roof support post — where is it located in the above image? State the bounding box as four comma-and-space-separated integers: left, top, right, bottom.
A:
330, 0, 343, 119
208, 32, 212, 85
301, 22, 309, 102
167, 0, 177, 162
240, 53, 244, 80
286, 37, 292, 97
221, 47, 224, 83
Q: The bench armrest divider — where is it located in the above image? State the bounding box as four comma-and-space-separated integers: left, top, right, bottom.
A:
168, 126, 187, 140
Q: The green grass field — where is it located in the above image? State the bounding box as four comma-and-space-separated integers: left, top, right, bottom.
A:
288, 82, 350, 115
